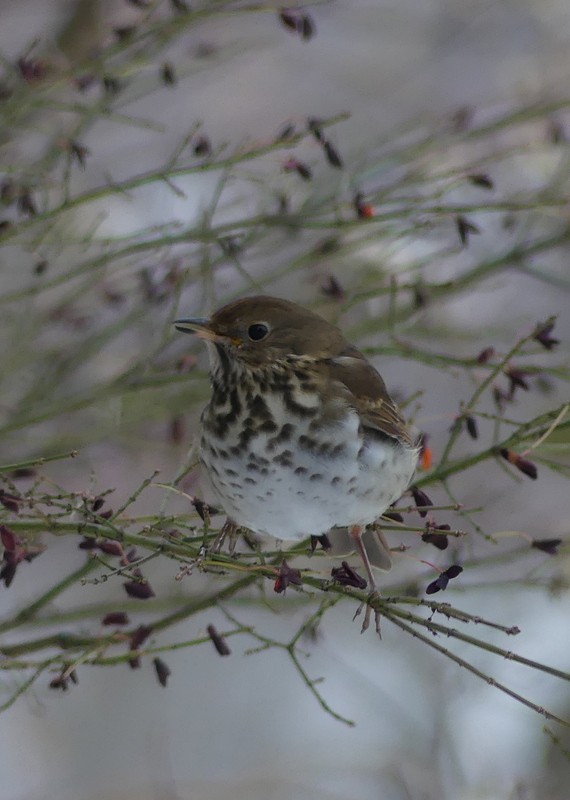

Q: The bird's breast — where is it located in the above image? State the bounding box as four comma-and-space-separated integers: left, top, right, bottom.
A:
199, 374, 416, 540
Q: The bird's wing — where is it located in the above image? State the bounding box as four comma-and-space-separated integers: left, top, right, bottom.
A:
323, 349, 415, 446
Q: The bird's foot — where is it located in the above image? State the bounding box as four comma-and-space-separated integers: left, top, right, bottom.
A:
353, 590, 382, 638
211, 519, 239, 554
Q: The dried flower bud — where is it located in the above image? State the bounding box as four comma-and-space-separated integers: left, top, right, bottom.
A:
124, 578, 156, 600
531, 538, 562, 555
468, 173, 494, 190
331, 561, 367, 590
18, 192, 37, 217
153, 657, 171, 687
422, 524, 450, 550
310, 533, 331, 552
353, 192, 374, 219
321, 275, 344, 301
17, 57, 46, 82
464, 415, 478, 440
193, 135, 211, 156
456, 215, 480, 247
323, 140, 343, 168
96, 539, 124, 557
547, 119, 565, 144
283, 158, 312, 181
504, 366, 530, 395
476, 346, 495, 364
443, 565, 463, 580
161, 62, 176, 86
410, 486, 433, 518
426, 574, 448, 594
92, 497, 105, 512
274, 560, 302, 593
78, 537, 97, 550
207, 624, 231, 656
0, 491, 21, 514
102, 612, 130, 626
8, 468, 36, 480
450, 106, 473, 131
130, 624, 153, 650
169, 415, 185, 444
300, 13, 316, 40
499, 448, 538, 480
0, 562, 17, 587
114, 26, 136, 42
69, 141, 90, 168
492, 385, 509, 410
0, 525, 19, 552
49, 676, 68, 691
103, 76, 121, 95
533, 319, 559, 351
275, 123, 296, 142
278, 10, 299, 32
412, 281, 428, 309
307, 117, 325, 142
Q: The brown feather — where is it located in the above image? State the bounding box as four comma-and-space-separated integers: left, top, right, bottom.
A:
323, 348, 414, 446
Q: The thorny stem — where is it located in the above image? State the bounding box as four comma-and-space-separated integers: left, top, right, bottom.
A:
384, 612, 570, 729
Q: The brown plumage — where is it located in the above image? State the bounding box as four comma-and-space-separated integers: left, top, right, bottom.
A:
175, 296, 419, 633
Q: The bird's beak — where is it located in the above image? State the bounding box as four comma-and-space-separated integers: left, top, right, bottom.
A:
174, 317, 231, 344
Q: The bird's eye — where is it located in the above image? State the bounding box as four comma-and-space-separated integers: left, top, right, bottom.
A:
247, 323, 269, 341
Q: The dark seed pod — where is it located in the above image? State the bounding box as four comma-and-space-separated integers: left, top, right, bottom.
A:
96, 539, 124, 557
476, 346, 495, 364
426, 574, 449, 594
310, 533, 331, 552
533, 319, 559, 351
123, 579, 156, 600
456, 215, 480, 246
443, 565, 463, 580
331, 561, 367, 590
0, 491, 21, 513
465, 415, 478, 439
323, 140, 343, 168
130, 624, 153, 650
300, 13, 316, 41
193, 135, 211, 156
307, 117, 325, 142
161, 62, 177, 86
467, 173, 494, 190
153, 657, 171, 686
274, 560, 302, 593
421, 530, 449, 550
278, 10, 299, 33
207, 624, 231, 656
531, 538, 561, 555
410, 486, 433, 518
102, 612, 130, 626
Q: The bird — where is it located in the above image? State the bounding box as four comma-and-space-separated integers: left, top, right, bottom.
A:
175, 295, 419, 632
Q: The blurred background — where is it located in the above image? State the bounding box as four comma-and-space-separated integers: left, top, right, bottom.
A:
1, 1, 569, 799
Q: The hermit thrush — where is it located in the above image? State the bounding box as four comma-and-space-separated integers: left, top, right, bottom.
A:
175, 296, 418, 631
